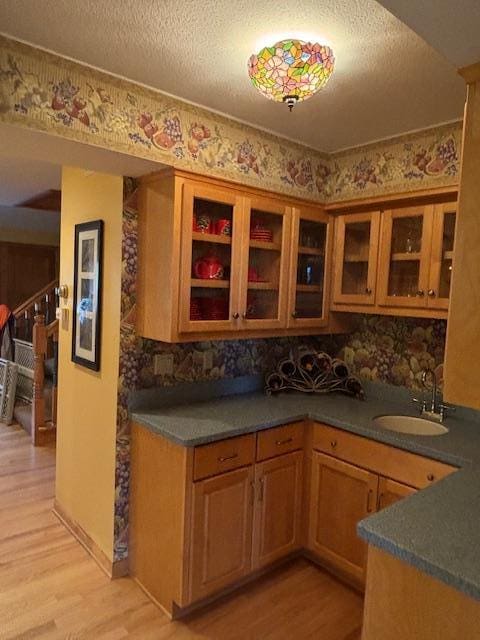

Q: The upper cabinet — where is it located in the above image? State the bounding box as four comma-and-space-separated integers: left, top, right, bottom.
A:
332, 211, 381, 307
331, 197, 457, 319
137, 170, 334, 342
288, 206, 332, 328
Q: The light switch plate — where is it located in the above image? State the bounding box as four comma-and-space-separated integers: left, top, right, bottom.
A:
153, 353, 174, 376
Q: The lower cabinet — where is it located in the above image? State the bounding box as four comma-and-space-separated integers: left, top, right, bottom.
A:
308, 451, 379, 583
190, 466, 255, 602
378, 476, 416, 510
252, 451, 303, 570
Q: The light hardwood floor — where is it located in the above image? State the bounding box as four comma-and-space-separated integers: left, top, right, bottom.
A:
0, 422, 364, 639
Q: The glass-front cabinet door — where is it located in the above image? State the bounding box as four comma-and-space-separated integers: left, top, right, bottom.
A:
427, 202, 457, 310
332, 211, 381, 306
239, 196, 291, 330
179, 182, 243, 333
287, 206, 331, 328
377, 205, 435, 308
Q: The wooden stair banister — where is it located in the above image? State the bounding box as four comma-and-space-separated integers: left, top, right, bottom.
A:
31, 314, 58, 446
13, 279, 59, 342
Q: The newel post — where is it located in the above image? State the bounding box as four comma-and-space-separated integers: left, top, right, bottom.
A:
32, 314, 47, 445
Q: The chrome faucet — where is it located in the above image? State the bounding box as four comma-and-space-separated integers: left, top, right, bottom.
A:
412, 368, 455, 423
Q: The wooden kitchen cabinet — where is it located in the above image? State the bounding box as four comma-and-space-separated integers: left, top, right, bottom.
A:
332, 210, 381, 306
308, 451, 378, 584
377, 204, 435, 308
377, 477, 416, 510
428, 201, 457, 310
287, 205, 333, 328
137, 168, 339, 342
190, 466, 254, 602
252, 451, 303, 570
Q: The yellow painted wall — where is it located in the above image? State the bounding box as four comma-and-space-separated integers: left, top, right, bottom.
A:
56, 166, 123, 561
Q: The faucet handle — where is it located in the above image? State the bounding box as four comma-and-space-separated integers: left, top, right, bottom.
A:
412, 397, 426, 413
438, 402, 456, 418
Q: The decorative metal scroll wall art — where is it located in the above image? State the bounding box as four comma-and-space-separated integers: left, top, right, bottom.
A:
265, 351, 365, 400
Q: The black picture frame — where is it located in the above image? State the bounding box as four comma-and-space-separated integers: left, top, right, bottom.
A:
71, 220, 104, 371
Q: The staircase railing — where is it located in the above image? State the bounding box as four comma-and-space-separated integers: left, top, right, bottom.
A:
13, 279, 59, 342
32, 313, 58, 446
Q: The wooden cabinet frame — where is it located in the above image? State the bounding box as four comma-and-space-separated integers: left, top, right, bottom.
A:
238, 195, 292, 331
377, 205, 435, 308
428, 202, 457, 310
179, 180, 244, 334
332, 211, 381, 306
287, 206, 333, 329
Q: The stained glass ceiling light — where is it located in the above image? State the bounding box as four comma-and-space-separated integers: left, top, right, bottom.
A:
248, 39, 335, 111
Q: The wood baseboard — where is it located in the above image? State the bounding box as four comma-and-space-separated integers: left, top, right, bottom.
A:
53, 499, 128, 579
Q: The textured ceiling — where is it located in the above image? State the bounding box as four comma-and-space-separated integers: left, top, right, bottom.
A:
0, 0, 466, 152
377, 0, 480, 69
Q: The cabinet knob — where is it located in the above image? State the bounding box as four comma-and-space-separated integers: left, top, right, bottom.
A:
365, 287, 372, 295
232, 312, 239, 319
416, 290, 425, 297
242, 312, 248, 319
330, 440, 337, 449
427, 473, 435, 482
291, 311, 298, 319
428, 289, 436, 297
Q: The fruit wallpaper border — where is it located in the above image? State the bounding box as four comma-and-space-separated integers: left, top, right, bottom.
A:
113, 178, 447, 563
0, 35, 461, 203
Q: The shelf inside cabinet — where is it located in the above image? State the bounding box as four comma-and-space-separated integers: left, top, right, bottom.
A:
298, 245, 325, 257
390, 252, 421, 262
247, 281, 278, 291
191, 278, 230, 289
249, 239, 282, 251
344, 253, 369, 263
296, 284, 322, 293
192, 231, 232, 245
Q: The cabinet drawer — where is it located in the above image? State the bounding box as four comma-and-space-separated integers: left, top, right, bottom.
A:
256, 422, 304, 462
312, 423, 456, 489
194, 434, 255, 481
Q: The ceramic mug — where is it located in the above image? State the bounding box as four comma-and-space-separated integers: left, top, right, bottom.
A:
215, 219, 232, 236
193, 214, 212, 233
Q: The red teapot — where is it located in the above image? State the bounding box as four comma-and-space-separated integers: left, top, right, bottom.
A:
193, 253, 224, 280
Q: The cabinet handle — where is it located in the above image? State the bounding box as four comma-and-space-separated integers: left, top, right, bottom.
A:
427, 473, 435, 482
365, 287, 372, 295
232, 312, 239, 319
428, 289, 436, 297
259, 477, 264, 502
291, 310, 298, 318
217, 453, 239, 463
330, 440, 337, 449
276, 437, 293, 446
366, 489, 374, 513
416, 290, 425, 297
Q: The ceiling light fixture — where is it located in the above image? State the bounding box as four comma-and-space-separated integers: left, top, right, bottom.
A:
248, 39, 335, 111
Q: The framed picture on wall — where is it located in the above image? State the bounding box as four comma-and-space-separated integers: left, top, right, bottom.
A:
72, 220, 104, 371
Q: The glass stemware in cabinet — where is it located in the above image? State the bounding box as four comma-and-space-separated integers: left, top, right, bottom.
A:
387, 215, 423, 298
293, 218, 327, 321
438, 211, 455, 300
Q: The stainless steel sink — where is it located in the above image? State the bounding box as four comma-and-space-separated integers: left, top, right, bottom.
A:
373, 415, 449, 436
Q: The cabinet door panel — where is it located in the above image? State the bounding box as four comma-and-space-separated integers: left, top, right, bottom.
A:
378, 477, 416, 510
333, 211, 380, 306
287, 206, 332, 328
238, 196, 291, 330
189, 467, 254, 602
308, 451, 378, 583
377, 205, 434, 308
179, 181, 244, 333
428, 202, 457, 310
252, 451, 303, 570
